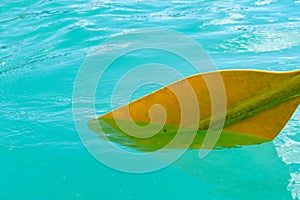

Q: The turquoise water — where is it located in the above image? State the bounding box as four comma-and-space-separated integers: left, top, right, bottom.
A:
1, 0, 300, 199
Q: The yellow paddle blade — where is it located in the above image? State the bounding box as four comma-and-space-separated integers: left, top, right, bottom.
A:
88, 70, 300, 151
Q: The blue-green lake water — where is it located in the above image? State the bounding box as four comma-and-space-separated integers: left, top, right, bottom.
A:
1, 0, 300, 199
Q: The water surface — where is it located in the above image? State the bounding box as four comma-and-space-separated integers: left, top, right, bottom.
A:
1, 0, 300, 199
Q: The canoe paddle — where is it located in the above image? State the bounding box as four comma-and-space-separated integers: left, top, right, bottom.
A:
88, 70, 300, 151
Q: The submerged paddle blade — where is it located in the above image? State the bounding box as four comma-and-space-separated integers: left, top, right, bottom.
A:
88, 70, 300, 151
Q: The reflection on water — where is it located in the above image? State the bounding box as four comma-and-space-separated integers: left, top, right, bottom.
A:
88, 120, 293, 199
87, 118, 293, 198
174, 142, 291, 199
